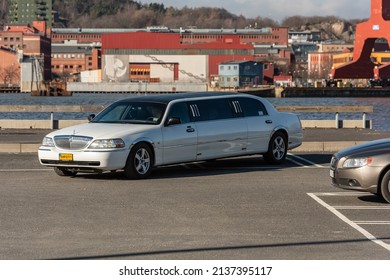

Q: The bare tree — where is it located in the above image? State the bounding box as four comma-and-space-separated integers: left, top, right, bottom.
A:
0, 65, 19, 85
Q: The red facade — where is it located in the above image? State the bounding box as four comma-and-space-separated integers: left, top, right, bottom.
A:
102, 32, 255, 78
102, 32, 254, 51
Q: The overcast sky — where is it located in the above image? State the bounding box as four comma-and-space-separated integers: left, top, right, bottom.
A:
138, 0, 371, 22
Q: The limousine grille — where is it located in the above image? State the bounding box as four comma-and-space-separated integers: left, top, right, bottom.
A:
54, 135, 93, 150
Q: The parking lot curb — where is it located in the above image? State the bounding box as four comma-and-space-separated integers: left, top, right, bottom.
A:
0, 143, 41, 153
0, 141, 366, 154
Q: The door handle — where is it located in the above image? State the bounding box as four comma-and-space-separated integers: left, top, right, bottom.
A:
265, 120, 273, 124
186, 127, 195, 133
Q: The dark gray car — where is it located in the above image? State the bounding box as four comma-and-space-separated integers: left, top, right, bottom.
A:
330, 139, 390, 203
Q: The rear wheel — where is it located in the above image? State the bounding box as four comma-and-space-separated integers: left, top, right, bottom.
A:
124, 143, 153, 179
263, 131, 287, 164
54, 167, 77, 177
380, 169, 390, 203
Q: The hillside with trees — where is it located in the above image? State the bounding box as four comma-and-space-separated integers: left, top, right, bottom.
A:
1, 0, 364, 42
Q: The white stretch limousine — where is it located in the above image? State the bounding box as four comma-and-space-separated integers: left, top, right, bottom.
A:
38, 92, 303, 179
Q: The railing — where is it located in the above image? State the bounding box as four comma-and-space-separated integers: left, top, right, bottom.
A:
0, 105, 373, 129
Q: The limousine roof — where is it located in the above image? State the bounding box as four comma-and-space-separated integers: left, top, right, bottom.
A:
116, 92, 260, 105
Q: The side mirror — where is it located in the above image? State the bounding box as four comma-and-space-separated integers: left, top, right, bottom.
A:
88, 114, 96, 122
166, 117, 181, 126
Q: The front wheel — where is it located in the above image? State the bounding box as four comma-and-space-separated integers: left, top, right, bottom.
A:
263, 131, 287, 164
380, 169, 390, 203
54, 167, 77, 177
124, 143, 153, 179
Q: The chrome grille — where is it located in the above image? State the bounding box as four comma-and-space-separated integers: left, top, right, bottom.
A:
54, 135, 93, 150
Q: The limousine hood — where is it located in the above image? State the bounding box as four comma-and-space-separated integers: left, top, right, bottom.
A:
45, 122, 155, 140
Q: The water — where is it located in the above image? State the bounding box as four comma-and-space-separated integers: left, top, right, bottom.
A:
0, 93, 389, 131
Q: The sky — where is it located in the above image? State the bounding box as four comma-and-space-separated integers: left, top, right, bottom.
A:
138, 0, 371, 22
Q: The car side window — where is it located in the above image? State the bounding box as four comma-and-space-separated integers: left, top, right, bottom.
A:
238, 97, 268, 117
189, 99, 233, 122
166, 102, 190, 124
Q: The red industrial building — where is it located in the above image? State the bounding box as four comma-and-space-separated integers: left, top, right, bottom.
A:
0, 21, 51, 82
52, 27, 289, 84
51, 44, 101, 78
101, 31, 280, 83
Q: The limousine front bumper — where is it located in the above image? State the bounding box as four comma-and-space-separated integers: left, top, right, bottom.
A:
38, 147, 130, 171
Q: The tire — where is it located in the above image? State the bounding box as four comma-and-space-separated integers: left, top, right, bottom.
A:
124, 142, 153, 179
263, 131, 287, 164
380, 169, 390, 203
54, 167, 77, 177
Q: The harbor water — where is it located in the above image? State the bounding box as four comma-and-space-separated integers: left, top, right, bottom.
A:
0, 93, 389, 131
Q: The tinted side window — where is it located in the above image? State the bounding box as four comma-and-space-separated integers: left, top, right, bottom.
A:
190, 99, 233, 121
166, 102, 190, 124
239, 97, 268, 117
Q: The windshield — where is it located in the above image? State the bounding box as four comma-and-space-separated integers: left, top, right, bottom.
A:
91, 101, 166, 124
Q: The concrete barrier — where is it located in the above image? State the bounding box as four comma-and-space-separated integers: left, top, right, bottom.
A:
0, 143, 40, 153
0, 119, 372, 130
0, 141, 368, 154
292, 141, 365, 153
0, 105, 373, 129
300, 120, 372, 129
0, 120, 87, 129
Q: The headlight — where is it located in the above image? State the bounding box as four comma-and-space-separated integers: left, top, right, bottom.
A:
88, 138, 125, 149
343, 157, 372, 168
42, 137, 54, 147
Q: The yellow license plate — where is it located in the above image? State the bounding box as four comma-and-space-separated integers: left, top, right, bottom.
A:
59, 153, 73, 161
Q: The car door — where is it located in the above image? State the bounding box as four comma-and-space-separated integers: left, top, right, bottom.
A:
161, 102, 198, 165
190, 98, 247, 160
239, 97, 272, 153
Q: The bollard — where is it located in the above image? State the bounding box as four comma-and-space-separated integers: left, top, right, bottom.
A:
50, 112, 54, 129
335, 112, 339, 128
363, 112, 367, 129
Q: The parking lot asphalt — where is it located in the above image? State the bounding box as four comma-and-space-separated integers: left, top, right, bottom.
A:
1, 153, 389, 260
0, 128, 390, 153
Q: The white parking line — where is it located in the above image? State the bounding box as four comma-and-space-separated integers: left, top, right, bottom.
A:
286, 156, 308, 167
334, 206, 390, 210
315, 192, 366, 196
308, 192, 390, 252
288, 153, 325, 168
0, 169, 50, 172
354, 221, 390, 225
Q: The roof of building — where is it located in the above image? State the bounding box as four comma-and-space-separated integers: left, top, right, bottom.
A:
0, 46, 17, 54
52, 27, 281, 35
51, 45, 94, 54
219, 60, 254, 65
